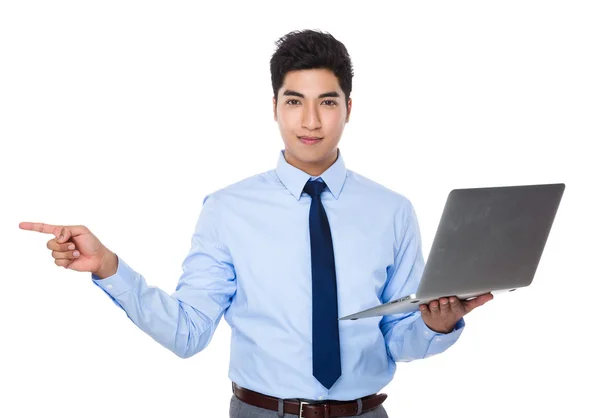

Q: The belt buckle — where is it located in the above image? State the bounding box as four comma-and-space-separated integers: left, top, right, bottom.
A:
298, 401, 308, 417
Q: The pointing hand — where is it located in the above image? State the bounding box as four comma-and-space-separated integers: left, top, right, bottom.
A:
19, 222, 116, 277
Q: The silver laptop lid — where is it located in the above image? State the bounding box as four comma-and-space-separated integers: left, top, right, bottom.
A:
416, 183, 565, 299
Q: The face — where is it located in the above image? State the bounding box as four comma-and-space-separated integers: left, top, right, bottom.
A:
273, 68, 352, 176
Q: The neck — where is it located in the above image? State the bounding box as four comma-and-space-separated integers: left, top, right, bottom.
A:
285, 149, 339, 177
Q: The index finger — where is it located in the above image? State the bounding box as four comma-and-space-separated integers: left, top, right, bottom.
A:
19, 222, 62, 235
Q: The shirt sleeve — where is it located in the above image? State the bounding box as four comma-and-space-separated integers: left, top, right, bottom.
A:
90, 193, 236, 359
379, 199, 465, 362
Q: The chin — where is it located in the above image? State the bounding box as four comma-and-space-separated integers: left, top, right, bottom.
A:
292, 147, 330, 162
284, 137, 337, 163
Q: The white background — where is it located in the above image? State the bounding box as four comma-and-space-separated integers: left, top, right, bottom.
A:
2, 1, 598, 417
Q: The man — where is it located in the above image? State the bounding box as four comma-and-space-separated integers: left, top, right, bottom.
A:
20, 29, 492, 417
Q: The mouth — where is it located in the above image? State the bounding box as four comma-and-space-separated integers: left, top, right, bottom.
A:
298, 136, 323, 145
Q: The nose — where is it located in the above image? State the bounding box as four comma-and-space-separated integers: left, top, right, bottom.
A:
301, 101, 322, 131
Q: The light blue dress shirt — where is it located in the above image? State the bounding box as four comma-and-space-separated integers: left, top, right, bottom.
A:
91, 148, 465, 401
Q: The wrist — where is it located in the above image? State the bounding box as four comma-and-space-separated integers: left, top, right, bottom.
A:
432, 326, 454, 334
423, 318, 455, 334
94, 251, 118, 279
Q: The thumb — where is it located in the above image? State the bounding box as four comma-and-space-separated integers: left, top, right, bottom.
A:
464, 293, 494, 314
56, 225, 88, 243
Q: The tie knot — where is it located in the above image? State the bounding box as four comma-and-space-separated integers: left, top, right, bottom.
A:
303, 179, 327, 198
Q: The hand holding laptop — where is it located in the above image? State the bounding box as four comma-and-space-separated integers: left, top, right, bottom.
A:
340, 183, 564, 321
419, 293, 494, 333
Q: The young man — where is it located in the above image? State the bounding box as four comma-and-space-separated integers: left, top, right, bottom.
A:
20, 29, 492, 417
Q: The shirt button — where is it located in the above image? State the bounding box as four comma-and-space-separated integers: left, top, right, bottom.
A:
107, 284, 113, 290
423, 331, 429, 336
435, 337, 442, 342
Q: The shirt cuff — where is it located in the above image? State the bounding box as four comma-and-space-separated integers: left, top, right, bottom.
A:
91, 254, 138, 298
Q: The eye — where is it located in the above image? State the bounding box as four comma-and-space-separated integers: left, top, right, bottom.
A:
285, 99, 301, 105
323, 100, 337, 106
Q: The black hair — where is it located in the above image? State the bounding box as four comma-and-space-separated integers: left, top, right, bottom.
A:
270, 29, 354, 111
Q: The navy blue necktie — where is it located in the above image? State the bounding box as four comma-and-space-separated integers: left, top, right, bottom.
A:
303, 179, 341, 389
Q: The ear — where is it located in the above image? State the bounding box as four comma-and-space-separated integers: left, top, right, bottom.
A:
345, 97, 352, 123
272, 97, 277, 121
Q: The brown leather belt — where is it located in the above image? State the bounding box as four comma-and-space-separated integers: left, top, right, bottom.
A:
232, 382, 387, 417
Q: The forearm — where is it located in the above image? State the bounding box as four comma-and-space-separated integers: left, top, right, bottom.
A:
91, 255, 220, 358
383, 312, 465, 362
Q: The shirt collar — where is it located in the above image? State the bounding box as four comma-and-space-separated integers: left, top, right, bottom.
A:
275, 148, 347, 200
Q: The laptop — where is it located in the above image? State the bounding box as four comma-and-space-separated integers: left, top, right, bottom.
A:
339, 183, 565, 321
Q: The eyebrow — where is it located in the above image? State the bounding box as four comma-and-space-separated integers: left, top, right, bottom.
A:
283, 90, 340, 99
